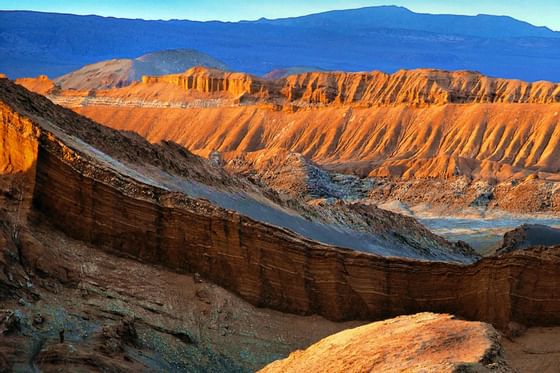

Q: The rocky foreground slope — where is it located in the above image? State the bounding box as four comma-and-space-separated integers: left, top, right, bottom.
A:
4, 77, 560, 331
259, 313, 513, 372
0, 211, 363, 371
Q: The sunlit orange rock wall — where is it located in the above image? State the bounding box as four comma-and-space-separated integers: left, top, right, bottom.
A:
141, 67, 269, 97
142, 68, 560, 105
76, 103, 560, 180
0, 102, 39, 207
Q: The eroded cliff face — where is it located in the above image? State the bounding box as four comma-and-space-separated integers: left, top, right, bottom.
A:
141, 67, 270, 99
3, 78, 560, 331
16, 68, 560, 187
70, 102, 560, 215
29, 128, 560, 328
142, 67, 560, 106
0, 103, 38, 176
0, 102, 39, 216
0, 197, 362, 372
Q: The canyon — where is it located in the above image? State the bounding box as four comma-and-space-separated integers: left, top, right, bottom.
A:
3, 70, 560, 371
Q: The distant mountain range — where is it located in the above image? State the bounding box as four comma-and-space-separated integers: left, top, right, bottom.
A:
1, 6, 559, 81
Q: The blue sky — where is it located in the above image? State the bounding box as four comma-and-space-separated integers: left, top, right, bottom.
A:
1, 0, 558, 30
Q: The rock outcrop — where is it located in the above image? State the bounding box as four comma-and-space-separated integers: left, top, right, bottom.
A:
497, 224, 560, 255
259, 313, 513, 373
14, 75, 55, 96
4, 78, 560, 331
141, 67, 263, 97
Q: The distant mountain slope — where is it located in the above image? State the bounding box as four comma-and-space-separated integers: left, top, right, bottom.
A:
0, 6, 559, 81
255, 5, 556, 38
54, 49, 226, 90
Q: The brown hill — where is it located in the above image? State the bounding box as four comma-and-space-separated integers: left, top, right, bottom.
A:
259, 313, 512, 373
54, 49, 227, 90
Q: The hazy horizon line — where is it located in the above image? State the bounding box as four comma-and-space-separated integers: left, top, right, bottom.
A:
1, 5, 557, 32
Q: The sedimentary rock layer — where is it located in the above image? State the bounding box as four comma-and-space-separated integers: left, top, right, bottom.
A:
0, 100, 39, 210
32, 130, 560, 328
3, 78, 560, 330
143, 67, 560, 106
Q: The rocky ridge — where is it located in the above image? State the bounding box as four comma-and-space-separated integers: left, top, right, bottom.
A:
3, 78, 560, 332
15, 67, 560, 195
0, 195, 362, 372
142, 67, 560, 106
497, 224, 560, 255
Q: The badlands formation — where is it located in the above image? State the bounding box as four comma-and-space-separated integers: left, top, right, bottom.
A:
6, 66, 560, 371
17, 67, 560, 214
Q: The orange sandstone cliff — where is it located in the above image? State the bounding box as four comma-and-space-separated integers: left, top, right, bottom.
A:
142, 67, 560, 106
15, 68, 560, 193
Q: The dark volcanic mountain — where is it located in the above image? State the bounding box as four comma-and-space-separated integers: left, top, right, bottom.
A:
1, 6, 559, 81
